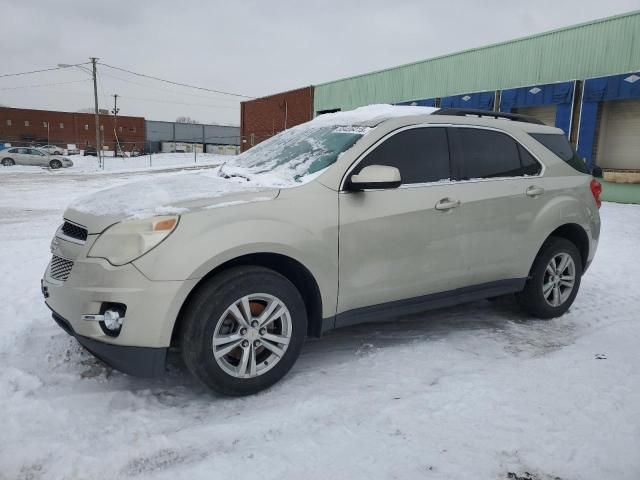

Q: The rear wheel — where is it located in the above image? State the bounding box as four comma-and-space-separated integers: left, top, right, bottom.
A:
517, 237, 582, 319
1, 158, 15, 166
180, 266, 307, 396
49, 160, 62, 169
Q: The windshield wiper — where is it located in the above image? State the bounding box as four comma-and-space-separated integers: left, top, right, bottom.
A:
218, 164, 250, 181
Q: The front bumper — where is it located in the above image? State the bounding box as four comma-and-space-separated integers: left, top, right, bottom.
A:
50, 308, 167, 377
43, 232, 199, 376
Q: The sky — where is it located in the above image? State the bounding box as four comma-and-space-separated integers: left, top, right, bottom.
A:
0, 0, 638, 126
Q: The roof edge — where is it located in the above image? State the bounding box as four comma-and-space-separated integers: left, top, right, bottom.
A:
316, 9, 640, 87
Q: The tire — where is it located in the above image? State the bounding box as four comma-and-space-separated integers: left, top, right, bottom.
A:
517, 237, 583, 319
1, 158, 15, 166
180, 266, 307, 396
49, 160, 62, 169
53, 151, 62, 155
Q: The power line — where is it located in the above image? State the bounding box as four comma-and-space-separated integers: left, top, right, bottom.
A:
98, 62, 254, 99
0, 79, 91, 91
117, 94, 240, 110
99, 69, 240, 103
0, 62, 91, 79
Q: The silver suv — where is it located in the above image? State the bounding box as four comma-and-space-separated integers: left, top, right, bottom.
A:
42, 106, 601, 395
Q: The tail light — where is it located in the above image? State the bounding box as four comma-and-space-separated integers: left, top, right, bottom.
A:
590, 179, 602, 209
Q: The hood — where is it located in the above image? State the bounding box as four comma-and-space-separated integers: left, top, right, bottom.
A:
65, 170, 279, 233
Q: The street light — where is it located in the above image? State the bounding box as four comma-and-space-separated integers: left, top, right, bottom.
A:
58, 59, 103, 168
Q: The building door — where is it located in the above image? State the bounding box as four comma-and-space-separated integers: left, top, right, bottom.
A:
515, 106, 557, 127
596, 99, 640, 171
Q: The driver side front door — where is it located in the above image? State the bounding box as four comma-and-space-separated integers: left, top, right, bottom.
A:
337, 126, 466, 326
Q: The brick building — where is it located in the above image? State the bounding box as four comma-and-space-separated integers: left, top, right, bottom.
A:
0, 107, 145, 152
240, 86, 313, 152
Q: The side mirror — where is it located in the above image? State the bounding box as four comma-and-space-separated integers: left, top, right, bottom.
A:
347, 165, 401, 191
591, 165, 603, 178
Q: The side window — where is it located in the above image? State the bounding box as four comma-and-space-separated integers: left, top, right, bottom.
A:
518, 145, 542, 176
453, 128, 541, 179
17, 148, 30, 154
354, 127, 450, 184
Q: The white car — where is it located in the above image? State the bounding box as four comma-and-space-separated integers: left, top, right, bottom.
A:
43, 105, 601, 395
38, 145, 65, 155
1, 147, 73, 168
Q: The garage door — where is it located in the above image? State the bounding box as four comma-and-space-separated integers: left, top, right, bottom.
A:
514, 106, 557, 127
596, 99, 640, 170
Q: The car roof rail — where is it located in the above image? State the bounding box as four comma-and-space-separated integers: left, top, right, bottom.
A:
433, 108, 545, 125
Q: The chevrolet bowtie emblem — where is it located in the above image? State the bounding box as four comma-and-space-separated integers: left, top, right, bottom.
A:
50, 238, 60, 254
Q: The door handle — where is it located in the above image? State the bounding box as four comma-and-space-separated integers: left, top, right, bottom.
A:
526, 186, 545, 197
435, 198, 460, 211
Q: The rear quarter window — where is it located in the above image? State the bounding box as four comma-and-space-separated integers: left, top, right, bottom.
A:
530, 133, 589, 174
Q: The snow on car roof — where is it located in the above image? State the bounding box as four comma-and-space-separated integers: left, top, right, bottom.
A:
310, 104, 438, 127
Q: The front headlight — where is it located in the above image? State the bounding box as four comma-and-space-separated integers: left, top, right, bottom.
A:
88, 216, 179, 266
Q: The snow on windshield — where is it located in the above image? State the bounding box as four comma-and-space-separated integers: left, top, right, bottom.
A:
221, 125, 368, 186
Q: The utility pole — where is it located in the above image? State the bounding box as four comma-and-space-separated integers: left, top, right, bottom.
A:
112, 94, 120, 156
90, 57, 102, 168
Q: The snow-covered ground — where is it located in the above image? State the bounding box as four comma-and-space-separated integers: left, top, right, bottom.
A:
0, 152, 229, 175
1, 166, 639, 480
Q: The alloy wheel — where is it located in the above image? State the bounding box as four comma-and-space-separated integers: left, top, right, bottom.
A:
212, 293, 292, 378
542, 252, 576, 307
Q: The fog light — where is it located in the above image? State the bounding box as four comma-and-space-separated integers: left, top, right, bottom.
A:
103, 310, 123, 331
82, 308, 125, 336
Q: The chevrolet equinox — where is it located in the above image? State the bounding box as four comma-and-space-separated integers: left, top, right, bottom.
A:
42, 105, 601, 395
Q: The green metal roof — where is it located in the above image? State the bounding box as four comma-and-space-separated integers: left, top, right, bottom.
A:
314, 10, 640, 113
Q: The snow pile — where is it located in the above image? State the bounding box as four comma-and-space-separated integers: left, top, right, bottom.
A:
310, 104, 438, 127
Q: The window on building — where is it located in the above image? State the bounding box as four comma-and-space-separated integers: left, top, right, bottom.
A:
43, 121, 48, 128
100, 125, 104, 131
24, 120, 30, 127
130, 127, 136, 133
59, 123, 64, 129
353, 127, 450, 184
118, 126, 123, 133
84, 124, 89, 131
452, 128, 540, 179
6, 120, 11, 126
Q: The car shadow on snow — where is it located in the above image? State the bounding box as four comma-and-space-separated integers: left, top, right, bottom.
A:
300, 295, 580, 363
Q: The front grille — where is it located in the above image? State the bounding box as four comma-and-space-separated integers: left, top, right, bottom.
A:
50, 255, 74, 281
61, 221, 88, 242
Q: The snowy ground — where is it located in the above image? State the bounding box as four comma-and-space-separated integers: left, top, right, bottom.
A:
1, 166, 639, 480
0, 152, 229, 175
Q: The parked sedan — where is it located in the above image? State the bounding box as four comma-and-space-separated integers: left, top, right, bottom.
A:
1, 147, 73, 169
38, 144, 65, 155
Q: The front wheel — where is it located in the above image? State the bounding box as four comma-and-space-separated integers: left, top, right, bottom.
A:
517, 237, 583, 319
180, 266, 307, 396
49, 160, 62, 169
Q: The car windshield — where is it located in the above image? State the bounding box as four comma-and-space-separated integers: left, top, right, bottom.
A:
220, 125, 369, 185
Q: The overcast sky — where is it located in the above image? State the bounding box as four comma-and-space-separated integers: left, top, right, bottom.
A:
0, 0, 637, 126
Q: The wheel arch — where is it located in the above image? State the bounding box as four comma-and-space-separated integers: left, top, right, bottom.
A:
171, 252, 324, 347
544, 223, 590, 270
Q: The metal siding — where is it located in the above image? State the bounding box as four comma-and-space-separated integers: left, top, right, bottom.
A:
204, 125, 240, 145
145, 121, 174, 142
314, 11, 640, 113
